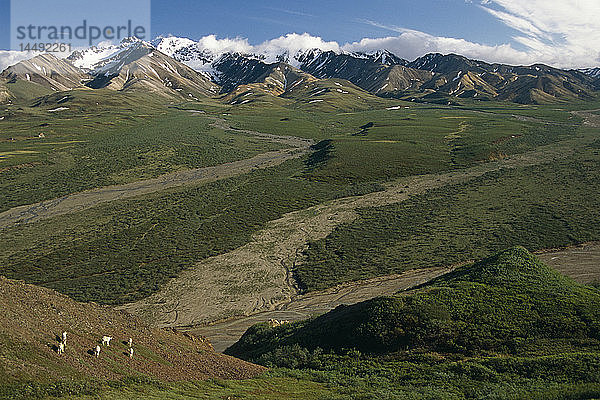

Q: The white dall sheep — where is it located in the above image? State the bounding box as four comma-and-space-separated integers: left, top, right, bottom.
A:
129, 347, 134, 359
61, 331, 67, 344
268, 318, 281, 327
102, 336, 112, 346
57, 342, 65, 355
94, 345, 101, 358
128, 338, 133, 347
268, 319, 291, 327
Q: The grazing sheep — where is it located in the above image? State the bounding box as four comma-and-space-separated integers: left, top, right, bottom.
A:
61, 331, 67, 344
268, 318, 291, 327
102, 336, 112, 346
94, 345, 101, 357
128, 337, 133, 347
57, 342, 65, 355
129, 347, 134, 359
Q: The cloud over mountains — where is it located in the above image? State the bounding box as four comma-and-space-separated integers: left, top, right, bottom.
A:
150, 0, 600, 70
0, 51, 36, 73
479, 0, 600, 68
1, 1, 598, 71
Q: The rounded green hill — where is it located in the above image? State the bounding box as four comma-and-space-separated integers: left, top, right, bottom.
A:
227, 247, 600, 359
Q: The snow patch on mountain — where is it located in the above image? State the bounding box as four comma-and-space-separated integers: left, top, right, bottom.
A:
67, 37, 152, 75
579, 67, 600, 78
63, 34, 408, 86
152, 33, 341, 72
161, 37, 394, 70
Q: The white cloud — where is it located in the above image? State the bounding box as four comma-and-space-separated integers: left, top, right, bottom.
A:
0, 51, 36, 73
3, 1, 600, 75
342, 27, 532, 66
190, 33, 339, 60
479, 0, 600, 68
345, 1, 600, 69
195, 34, 253, 55
254, 33, 340, 63
158, 32, 341, 69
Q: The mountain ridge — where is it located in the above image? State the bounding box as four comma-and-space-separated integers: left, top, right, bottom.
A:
151, 36, 599, 104
1, 36, 599, 105
0, 53, 89, 92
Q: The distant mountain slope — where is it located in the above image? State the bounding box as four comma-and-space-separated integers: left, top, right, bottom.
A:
354, 50, 409, 66
0, 39, 219, 101
0, 54, 88, 92
212, 53, 284, 93
222, 68, 388, 112
407, 53, 596, 102
68, 37, 154, 75
578, 68, 600, 90
297, 49, 405, 77
89, 50, 219, 98
579, 67, 600, 78
2, 37, 598, 105
282, 77, 389, 112
214, 49, 597, 104
407, 52, 489, 74
226, 247, 600, 360
297, 50, 432, 95
152, 37, 436, 97
0, 276, 263, 384
151, 36, 598, 105
0, 81, 11, 103
69, 39, 219, 98
153, 36, 218, 76
0, 77, 56, 104
219, 57, 317, 101
204, 49, 430, 105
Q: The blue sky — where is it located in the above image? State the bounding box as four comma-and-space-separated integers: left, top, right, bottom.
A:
150, 0, 513, 48
0, 0, 512, 49
1, 1, 599, 68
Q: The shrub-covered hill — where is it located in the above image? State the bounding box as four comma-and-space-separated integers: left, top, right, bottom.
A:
226, 247, 600, 360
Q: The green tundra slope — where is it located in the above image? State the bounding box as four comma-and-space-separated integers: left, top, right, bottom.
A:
223, 247, 600, 399
228, 247, 600, 356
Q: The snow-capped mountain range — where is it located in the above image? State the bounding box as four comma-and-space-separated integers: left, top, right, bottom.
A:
2, 35, 599, 105
67, 36, 406, 80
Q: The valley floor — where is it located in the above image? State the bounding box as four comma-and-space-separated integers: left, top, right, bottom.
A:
3, 39, 600, 399
0, 116, 313, 229
120, 108, 597, 329
2, 105, 600, 359
193, 241, 600, 352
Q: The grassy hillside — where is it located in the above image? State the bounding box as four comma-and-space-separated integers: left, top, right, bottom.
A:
6, 248, 600, 399
0, 276, 263, 398
224, 100, 580, 184
1, 97, 580, 305
2, 89, 581, 214
0, 159, 381, 305
1, 79, 54, 103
